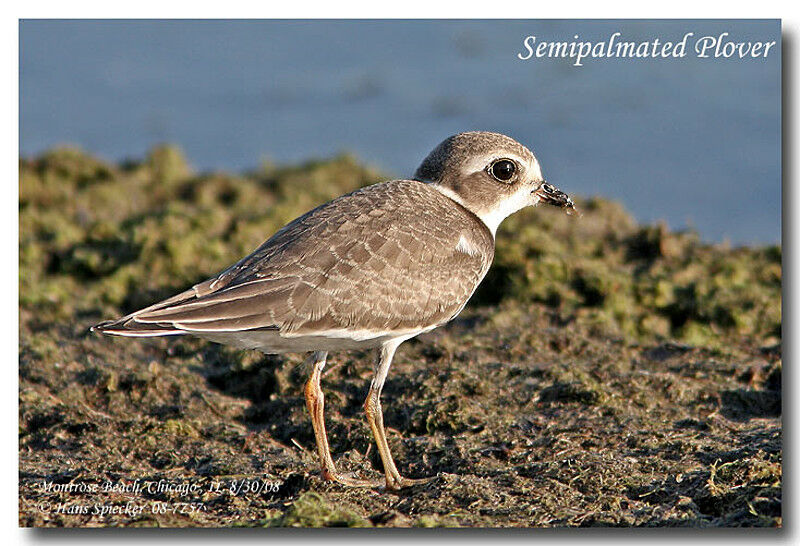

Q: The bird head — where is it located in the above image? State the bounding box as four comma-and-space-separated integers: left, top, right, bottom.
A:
414, 131, 577, 235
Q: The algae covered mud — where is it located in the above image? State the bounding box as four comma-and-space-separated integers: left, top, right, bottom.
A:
19, 146, 781, 527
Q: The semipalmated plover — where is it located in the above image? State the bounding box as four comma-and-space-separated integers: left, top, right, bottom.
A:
93, 131, 576, 490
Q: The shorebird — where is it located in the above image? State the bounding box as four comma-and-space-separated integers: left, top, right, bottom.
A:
93, 131, 576, 490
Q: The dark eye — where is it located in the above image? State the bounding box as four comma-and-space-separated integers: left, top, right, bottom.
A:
489, 159, 516, 182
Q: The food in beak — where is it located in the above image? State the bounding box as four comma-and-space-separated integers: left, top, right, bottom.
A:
535, 182, 579, 216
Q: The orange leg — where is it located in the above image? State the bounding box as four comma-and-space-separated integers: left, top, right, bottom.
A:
303, 351, 382, 487
363, 341, 435, 490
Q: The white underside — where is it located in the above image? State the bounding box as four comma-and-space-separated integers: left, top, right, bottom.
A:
196, 326, 435, 354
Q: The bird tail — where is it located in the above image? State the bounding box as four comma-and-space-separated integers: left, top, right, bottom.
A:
90, 287, 199, 337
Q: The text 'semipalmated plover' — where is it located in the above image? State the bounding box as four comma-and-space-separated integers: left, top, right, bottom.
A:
93, 131, 576, 490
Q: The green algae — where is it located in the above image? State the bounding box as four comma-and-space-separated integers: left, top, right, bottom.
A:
261, 492, 372, 527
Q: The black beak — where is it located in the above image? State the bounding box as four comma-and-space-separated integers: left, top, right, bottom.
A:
534, 182, 579, 216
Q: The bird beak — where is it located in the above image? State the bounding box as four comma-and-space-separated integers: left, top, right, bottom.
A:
534, 182, 579, 216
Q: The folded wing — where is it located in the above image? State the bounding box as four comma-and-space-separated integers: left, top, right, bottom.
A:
93, 180, 494, 338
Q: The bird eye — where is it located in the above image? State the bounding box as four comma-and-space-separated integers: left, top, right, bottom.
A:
489, 159, 516, 182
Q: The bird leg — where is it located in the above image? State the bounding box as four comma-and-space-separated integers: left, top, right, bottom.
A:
303, 351, 381, 487
363, 340, 434, 490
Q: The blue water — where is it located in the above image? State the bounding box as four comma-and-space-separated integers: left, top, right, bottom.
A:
20, 20, 781, 245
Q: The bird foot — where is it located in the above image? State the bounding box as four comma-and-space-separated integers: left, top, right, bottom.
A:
320, 469, 437, 490
321, 469, 384, 488
384, 474, 437, 491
